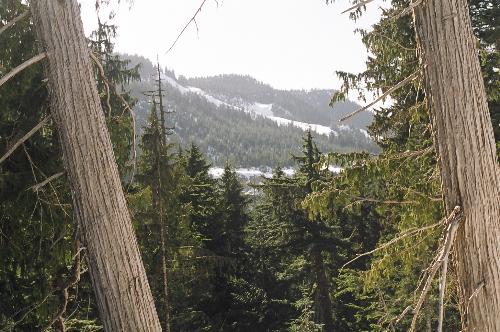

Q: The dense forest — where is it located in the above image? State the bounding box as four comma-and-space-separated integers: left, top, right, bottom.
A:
121, 55, 377, 167
0, 0, 499, 331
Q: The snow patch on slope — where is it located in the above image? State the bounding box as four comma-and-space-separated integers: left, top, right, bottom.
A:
163, 75, 237, 109
248, 102, 274, 117
243, 102, 338, 137
269, 116, 338, 137
163, 75, 339, 138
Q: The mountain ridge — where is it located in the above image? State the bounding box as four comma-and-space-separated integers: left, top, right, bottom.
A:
122, 54, 378, 167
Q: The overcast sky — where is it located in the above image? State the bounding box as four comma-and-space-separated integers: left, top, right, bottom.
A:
79, 0, 385, 91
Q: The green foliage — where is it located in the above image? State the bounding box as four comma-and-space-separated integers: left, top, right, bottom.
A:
2, 0, 497, 331
307, 0, 499, 330
123, 55, 378, 167
0, 2, 141, 330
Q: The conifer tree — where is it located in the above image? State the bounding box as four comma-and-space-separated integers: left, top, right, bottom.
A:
217, 163, 248, 255
247, 132, 346, 331
311, 0, 499, 329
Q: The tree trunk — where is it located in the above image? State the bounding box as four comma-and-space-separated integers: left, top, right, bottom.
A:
152, 102, 172, 332
312, 247, 334, 332
30, 1, 162, 330
413, 0, 500, 330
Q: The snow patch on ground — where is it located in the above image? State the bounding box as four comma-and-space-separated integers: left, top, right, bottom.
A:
209, 165, 341, 179
327, 165, 343, 173
209, 167, 292, 179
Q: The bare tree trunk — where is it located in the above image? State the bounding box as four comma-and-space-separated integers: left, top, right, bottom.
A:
156, 61, 167, 145
413, 0, 500, 330
30, 1, 162, 330
152, 101, 172, 332
151, 60, 173, 332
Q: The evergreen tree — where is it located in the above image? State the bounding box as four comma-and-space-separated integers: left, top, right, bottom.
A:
217, 163, 248, 256
0, 1, 145, 329
307, 0, 499, 329
179, 143, 218, 246
247, 132, 347, 331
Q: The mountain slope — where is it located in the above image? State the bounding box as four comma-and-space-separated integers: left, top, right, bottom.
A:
123, 54, 377, 167
185, 74, 373, 129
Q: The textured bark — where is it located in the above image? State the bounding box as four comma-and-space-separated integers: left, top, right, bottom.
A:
30, 1, 162, 331
413, 0, 500, 330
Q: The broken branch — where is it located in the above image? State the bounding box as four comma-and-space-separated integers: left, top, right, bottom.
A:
409, 206, 463, 332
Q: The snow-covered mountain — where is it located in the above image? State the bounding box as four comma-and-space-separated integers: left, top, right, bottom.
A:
123, 54, 378, 167
161, 73, 370, 139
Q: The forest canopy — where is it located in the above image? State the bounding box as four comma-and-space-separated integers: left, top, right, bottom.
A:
0, 0, 498, 331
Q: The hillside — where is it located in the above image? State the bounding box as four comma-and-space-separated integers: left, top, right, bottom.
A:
123, 54, 377, 167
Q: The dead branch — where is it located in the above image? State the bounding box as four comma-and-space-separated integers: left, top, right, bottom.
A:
43, 239, 82, 332
341, 0, 375, 14
369, 31, 416, 52
0, 53, 47, 88
0, 116, 51, 165
409, 206, 463, 332
344, 196, 417, 210
437, 254, 448, 332
340, 221, 442, 272
465, 281, 485, 320
388, 146, 434, 160
339, 69, 420, 122
29, 171, 65, 192
0, 11, 30, 36
89, 51, 112, 117
395, 305, 412, 325
165, 0, 211, 54
392, 0, 424, 20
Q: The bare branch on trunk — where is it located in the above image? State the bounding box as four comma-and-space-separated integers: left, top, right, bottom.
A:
409, 206, 463, 332
339, 70, 420, 122
29, 171, 65, 192
0, 53, 46, 88
0, 10, 29, 36
0, 116, 51, 165
341, 0, 375, 14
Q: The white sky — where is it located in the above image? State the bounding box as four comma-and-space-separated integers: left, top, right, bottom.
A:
79, 0, 386, 91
